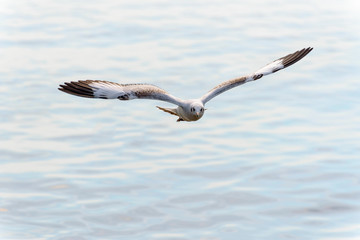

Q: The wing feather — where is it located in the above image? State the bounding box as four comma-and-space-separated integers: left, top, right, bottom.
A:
59, 80, 184, 106
200, 47, 313, 104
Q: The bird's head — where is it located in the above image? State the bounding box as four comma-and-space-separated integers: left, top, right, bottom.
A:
189, 102, 205, 120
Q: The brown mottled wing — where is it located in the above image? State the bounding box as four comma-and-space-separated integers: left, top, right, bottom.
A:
200, 47, 313, 104
59, 80, 185, 106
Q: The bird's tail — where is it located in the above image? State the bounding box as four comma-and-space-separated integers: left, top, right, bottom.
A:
156, 106, 178, 116
156, 106, 184, 121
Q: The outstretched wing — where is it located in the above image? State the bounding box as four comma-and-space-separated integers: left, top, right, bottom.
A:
59, 80, 184, 106
200, 47, 313, 104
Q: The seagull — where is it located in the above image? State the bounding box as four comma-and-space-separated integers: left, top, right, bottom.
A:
59, 47, 312, 122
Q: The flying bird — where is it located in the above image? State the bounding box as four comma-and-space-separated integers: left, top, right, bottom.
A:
59, 47, 313, 122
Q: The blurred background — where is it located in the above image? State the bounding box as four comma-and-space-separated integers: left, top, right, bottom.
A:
1, 0, 359, 239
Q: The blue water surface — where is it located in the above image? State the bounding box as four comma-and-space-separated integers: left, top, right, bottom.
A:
1, 0, 360, 239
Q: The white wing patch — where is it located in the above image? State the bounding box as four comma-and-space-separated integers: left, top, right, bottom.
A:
254, 59, 284, 76
89, 81, 130, 99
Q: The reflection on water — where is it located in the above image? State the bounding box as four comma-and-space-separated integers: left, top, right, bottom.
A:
1, 0, 360, 239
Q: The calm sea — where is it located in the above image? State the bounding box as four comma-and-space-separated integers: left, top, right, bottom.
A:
1, 0, 359, 239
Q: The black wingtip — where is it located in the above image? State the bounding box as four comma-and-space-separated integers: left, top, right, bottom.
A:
58, 81, 95, 98
281, 47, 313, 68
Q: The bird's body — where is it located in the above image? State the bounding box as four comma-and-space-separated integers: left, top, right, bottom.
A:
59, 47, 313, 122
156, 99, 205, 122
